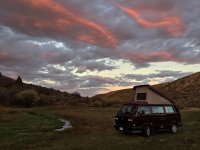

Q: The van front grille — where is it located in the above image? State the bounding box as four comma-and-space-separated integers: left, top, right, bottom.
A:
116, 117, 131, 126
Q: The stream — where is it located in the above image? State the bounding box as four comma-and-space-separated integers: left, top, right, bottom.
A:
55, 119, 72, 131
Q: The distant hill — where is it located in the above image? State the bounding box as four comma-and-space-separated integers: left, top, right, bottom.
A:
93, 72, 200, 108
1, 72, 200, 108
92, 89, 134, 104
0, 73, 88, 107
154, 72, 200, 108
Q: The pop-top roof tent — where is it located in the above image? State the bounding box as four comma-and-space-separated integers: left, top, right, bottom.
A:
133, 85, 174, 104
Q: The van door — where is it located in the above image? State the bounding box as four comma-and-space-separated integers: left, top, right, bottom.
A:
136, 106, 152, 127
151, 106, 166, 129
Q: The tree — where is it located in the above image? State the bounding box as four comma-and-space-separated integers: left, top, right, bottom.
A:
16, 76, 23, 85
16, 90, 39, 107
0, 72, 2, 77
71, 92, 81, 98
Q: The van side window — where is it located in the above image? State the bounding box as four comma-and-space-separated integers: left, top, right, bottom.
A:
138, 106, 151, 114
136, 93, 147, 100
151, 106, 164, 114
165, 106, 175, 113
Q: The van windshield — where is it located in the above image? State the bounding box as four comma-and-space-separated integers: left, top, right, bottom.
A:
120, 105, 138, 114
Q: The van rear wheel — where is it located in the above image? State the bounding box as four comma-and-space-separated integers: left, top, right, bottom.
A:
123, 130, 129, 134
143, 125, 151, 137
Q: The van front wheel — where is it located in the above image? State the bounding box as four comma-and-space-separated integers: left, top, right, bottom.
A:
143, 125, 151, 137
170, 124, 178, 134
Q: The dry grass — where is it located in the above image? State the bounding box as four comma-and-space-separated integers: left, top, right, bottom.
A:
0, 105, 200, 150
0, 107, 20, 122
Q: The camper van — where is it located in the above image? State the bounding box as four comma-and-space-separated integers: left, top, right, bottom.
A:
114, 102, 182, 136
114, 85, 182, 137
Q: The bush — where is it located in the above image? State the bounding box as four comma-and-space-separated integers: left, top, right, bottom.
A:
0, 87, 10, 105
102, 100, 113, 107
35, 94, 50, 106
70, 92, 81, 98
68, 99, 79, 106
16, 90, 39, 107
93, 100, 102, 107
90, 97, 113, 107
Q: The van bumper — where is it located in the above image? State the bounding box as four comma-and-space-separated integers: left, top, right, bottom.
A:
178, 123, 182, 127
114, 124, 142, 133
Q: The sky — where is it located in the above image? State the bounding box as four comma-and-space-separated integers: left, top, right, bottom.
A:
0, 0, 200, 96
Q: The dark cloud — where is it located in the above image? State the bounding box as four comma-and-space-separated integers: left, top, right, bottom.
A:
118, 38, 200, 68
122, 70, 192, 82
79, 76, 118, 88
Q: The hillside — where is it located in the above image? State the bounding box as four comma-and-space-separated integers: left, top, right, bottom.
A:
1, 72, 200, 108
93, 72, 200, 108
92, 88, 134, 104
0, 72, 88, 107
154, 72, 200, 108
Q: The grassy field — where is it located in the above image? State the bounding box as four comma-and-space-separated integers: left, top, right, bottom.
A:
0, 105, 200, 150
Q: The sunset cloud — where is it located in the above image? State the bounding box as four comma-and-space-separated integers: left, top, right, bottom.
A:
0, 0, 200, 96
117, 3, 185, 37
0, 0, 117, 48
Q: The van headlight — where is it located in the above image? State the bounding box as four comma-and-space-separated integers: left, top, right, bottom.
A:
128, 118, 133, 122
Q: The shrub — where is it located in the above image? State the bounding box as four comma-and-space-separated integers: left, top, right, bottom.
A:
93, 100, 102, 107
16, 90, 39, 107
35, 94, 51, 106
102, 100, 113, 107
0, 87, 10, 105
68, 99, 79, 106
70, 92, 81, 98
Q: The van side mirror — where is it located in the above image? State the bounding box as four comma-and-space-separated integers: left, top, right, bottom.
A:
138, 110, 145, 115
141, 110, 145, 115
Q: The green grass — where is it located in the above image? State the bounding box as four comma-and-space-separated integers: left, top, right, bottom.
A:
0, 105, 200, 150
